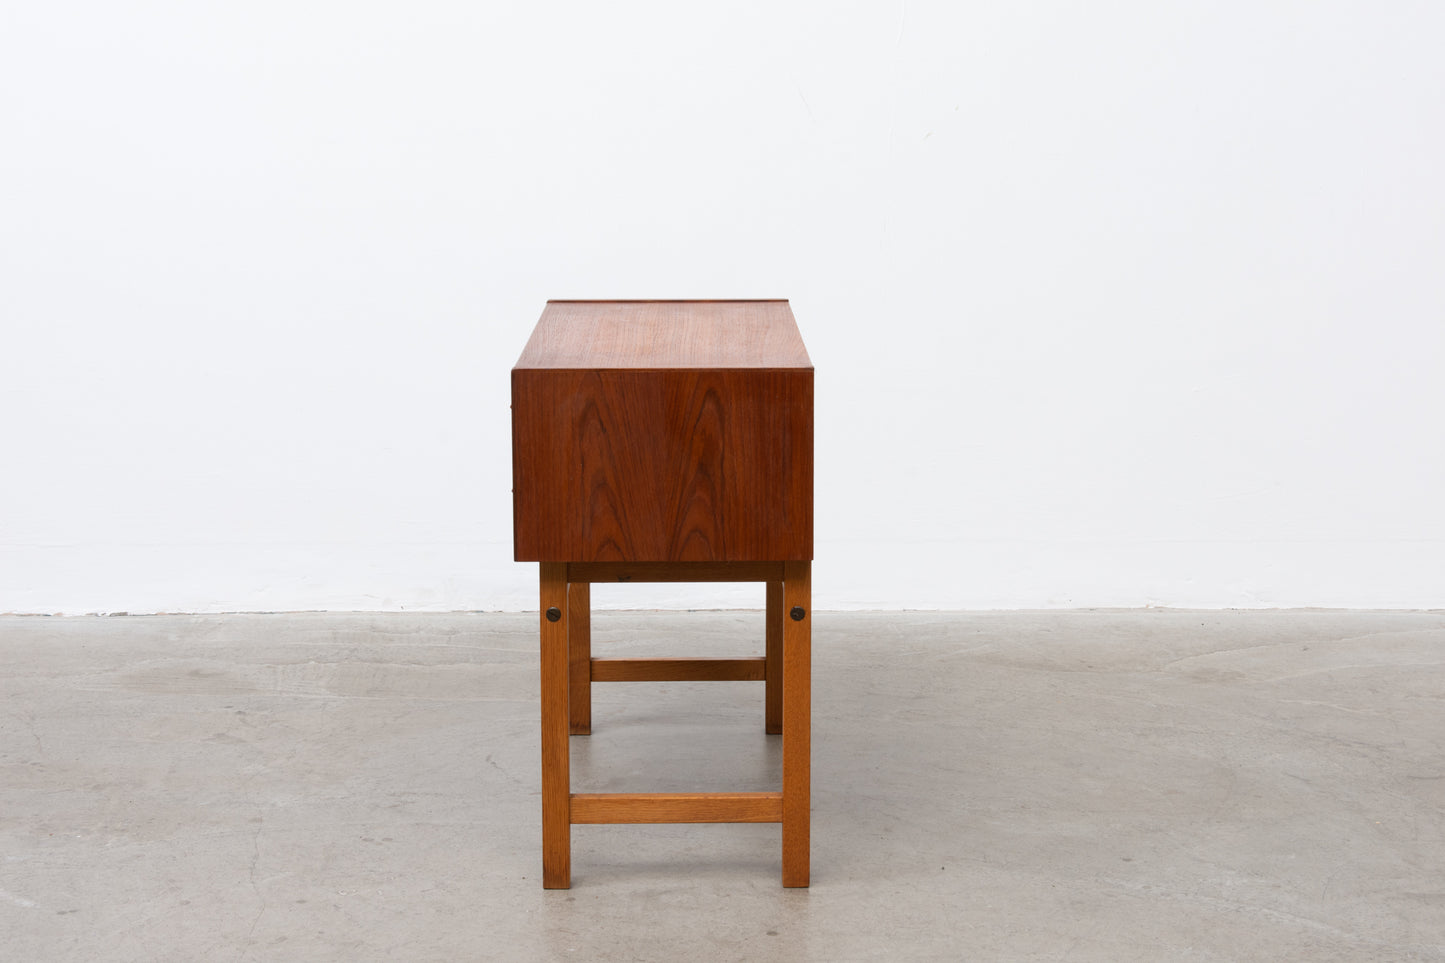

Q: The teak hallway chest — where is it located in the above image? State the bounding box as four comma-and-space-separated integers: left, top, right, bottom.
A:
512, 299, 814, 887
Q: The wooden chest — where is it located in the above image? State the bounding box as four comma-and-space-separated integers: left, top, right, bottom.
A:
511, 300, 813, 563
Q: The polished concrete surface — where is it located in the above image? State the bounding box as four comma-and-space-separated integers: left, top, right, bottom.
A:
2, 610, 1443, 961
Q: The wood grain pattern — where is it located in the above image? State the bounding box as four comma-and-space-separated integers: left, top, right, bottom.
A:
590, 657, 766, 682
781, 561, 811, 888
516, 300, 811, 369
514, 368, 812, 561
512, 300, 812, 563
570, 792, 783, 824
539, 563, 571, 888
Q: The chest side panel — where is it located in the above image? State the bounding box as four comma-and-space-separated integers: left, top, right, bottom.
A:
513, 367, 812, 562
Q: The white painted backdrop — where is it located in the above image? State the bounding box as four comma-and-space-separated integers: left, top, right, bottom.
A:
3, 2, 1442, 613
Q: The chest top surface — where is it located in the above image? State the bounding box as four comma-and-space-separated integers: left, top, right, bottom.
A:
515, 300, 812, 371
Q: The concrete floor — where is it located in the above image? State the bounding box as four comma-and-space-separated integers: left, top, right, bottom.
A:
2, 610, 1443, 962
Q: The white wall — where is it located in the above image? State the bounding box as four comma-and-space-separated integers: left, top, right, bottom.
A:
3, 2, 1442, 614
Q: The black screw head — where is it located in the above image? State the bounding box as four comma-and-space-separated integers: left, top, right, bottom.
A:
545, 606, 562, 622
789, 606, 806, 622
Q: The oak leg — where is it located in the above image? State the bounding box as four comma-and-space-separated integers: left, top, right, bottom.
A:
765, 580, 783, 734
539, 563, 571, 889
569, 581, 591, 735
781, 561, 811, 888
